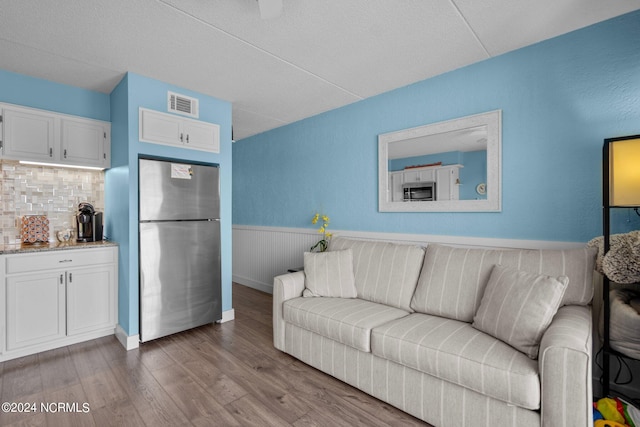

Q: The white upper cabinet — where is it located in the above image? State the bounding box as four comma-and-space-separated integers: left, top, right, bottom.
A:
61, 117, 110, 168
139, 108, 220, 153
2, 107, 56, 162
182, 118, 220, 152
0, 103, 111, 168
404, 168, 436, 183
139, 108, 183, 146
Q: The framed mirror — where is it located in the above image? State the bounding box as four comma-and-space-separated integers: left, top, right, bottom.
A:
378, 110, 501, 212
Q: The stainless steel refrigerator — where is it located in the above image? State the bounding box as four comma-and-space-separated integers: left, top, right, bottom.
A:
139, 158, 221, 342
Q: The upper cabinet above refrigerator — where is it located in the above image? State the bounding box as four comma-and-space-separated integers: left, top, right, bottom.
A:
139, 108, 220, 153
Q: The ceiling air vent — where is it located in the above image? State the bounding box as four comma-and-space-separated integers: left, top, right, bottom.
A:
168, 91, 199, 118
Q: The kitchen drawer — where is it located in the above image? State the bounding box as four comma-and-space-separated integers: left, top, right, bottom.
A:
5, 248, 116, 274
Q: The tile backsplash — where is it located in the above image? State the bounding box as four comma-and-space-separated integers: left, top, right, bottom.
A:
0, 160, 105, 244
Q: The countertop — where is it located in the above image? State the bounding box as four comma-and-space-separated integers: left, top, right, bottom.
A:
0, 240, 118, 255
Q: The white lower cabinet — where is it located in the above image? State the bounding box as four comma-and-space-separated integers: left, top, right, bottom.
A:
1, 246, 118, 361
66, 266, 115, 336
6, 271, 66, 351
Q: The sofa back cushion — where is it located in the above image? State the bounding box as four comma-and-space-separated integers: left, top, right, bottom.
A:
329, 237, 425, 312
410, 243, 597, 322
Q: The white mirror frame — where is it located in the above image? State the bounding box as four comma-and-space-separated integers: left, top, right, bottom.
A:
378, 110, 502, 212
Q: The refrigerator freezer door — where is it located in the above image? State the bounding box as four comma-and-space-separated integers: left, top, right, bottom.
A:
139, 158, 219, 221
139, 220, 221, 342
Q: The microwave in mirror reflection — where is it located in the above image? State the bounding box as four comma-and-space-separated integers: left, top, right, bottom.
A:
403, 181, 435, 201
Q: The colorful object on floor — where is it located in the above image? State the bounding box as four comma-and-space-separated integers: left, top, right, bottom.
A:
596, 398, 627, 424
595, 420, 628, 427
595, 397, 640, 427
619, 397, 640, 427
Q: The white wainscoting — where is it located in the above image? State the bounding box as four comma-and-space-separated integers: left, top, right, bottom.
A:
232, 225, 585, 294
233, 226, 320, 293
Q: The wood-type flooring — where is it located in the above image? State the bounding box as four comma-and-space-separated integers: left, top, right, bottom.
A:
0, 283, 428, 426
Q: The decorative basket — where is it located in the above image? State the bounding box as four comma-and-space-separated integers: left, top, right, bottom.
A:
21, 215, 50, 244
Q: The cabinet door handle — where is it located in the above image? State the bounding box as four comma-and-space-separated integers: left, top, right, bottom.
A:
69, 273, 72, 283
60, 274, 64, 284
49, 147, 53, 157
63, 149, 67, 158
59, 259, 72, 263
186, 134, 189, 143
180, 133, 184, 142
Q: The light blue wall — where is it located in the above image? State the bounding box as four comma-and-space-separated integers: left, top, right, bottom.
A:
460, 151, 487, 200
105, 75, 133, 333
0, 69, 110, 120
233, 10, 640, 242
106, 72, 232, 337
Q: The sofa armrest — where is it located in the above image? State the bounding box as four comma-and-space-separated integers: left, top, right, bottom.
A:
539, 305, 593, 427
273, 271, 305, 351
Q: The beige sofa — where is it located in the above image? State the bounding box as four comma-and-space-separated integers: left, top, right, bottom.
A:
273, 237, 596, 427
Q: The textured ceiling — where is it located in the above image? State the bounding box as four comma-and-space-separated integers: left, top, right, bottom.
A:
1, 0, 639, 140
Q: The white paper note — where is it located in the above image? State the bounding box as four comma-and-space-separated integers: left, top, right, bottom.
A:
170, 163, 192, 179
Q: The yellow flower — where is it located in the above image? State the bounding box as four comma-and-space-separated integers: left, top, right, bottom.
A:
310, 212, 333, 251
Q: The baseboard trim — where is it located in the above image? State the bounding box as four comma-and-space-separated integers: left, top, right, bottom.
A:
0, 328, 115, 362
115, 324, 140, 350
217, 309, 235, 323
233, 274, 274, 294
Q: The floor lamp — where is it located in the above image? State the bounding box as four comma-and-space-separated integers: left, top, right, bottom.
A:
602, 134, 640, 397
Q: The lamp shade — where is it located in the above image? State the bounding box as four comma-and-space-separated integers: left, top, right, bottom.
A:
608, 136, 640, 207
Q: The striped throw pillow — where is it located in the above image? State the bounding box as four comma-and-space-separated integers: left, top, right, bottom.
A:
472, 264, 568, 359
303, 249, 357, 298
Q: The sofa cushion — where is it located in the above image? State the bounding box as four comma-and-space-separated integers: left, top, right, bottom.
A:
410, 243, 596, 322
283, 297, 409, 352
371, 313, 540, 410
329, 237, 425, 312
303, 249, 357, 298
472, 265, 568, 359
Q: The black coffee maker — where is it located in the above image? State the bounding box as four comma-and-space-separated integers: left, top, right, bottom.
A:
76, 202, 103, 242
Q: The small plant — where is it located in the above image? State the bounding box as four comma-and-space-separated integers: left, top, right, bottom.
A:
310, 212, 332, 252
